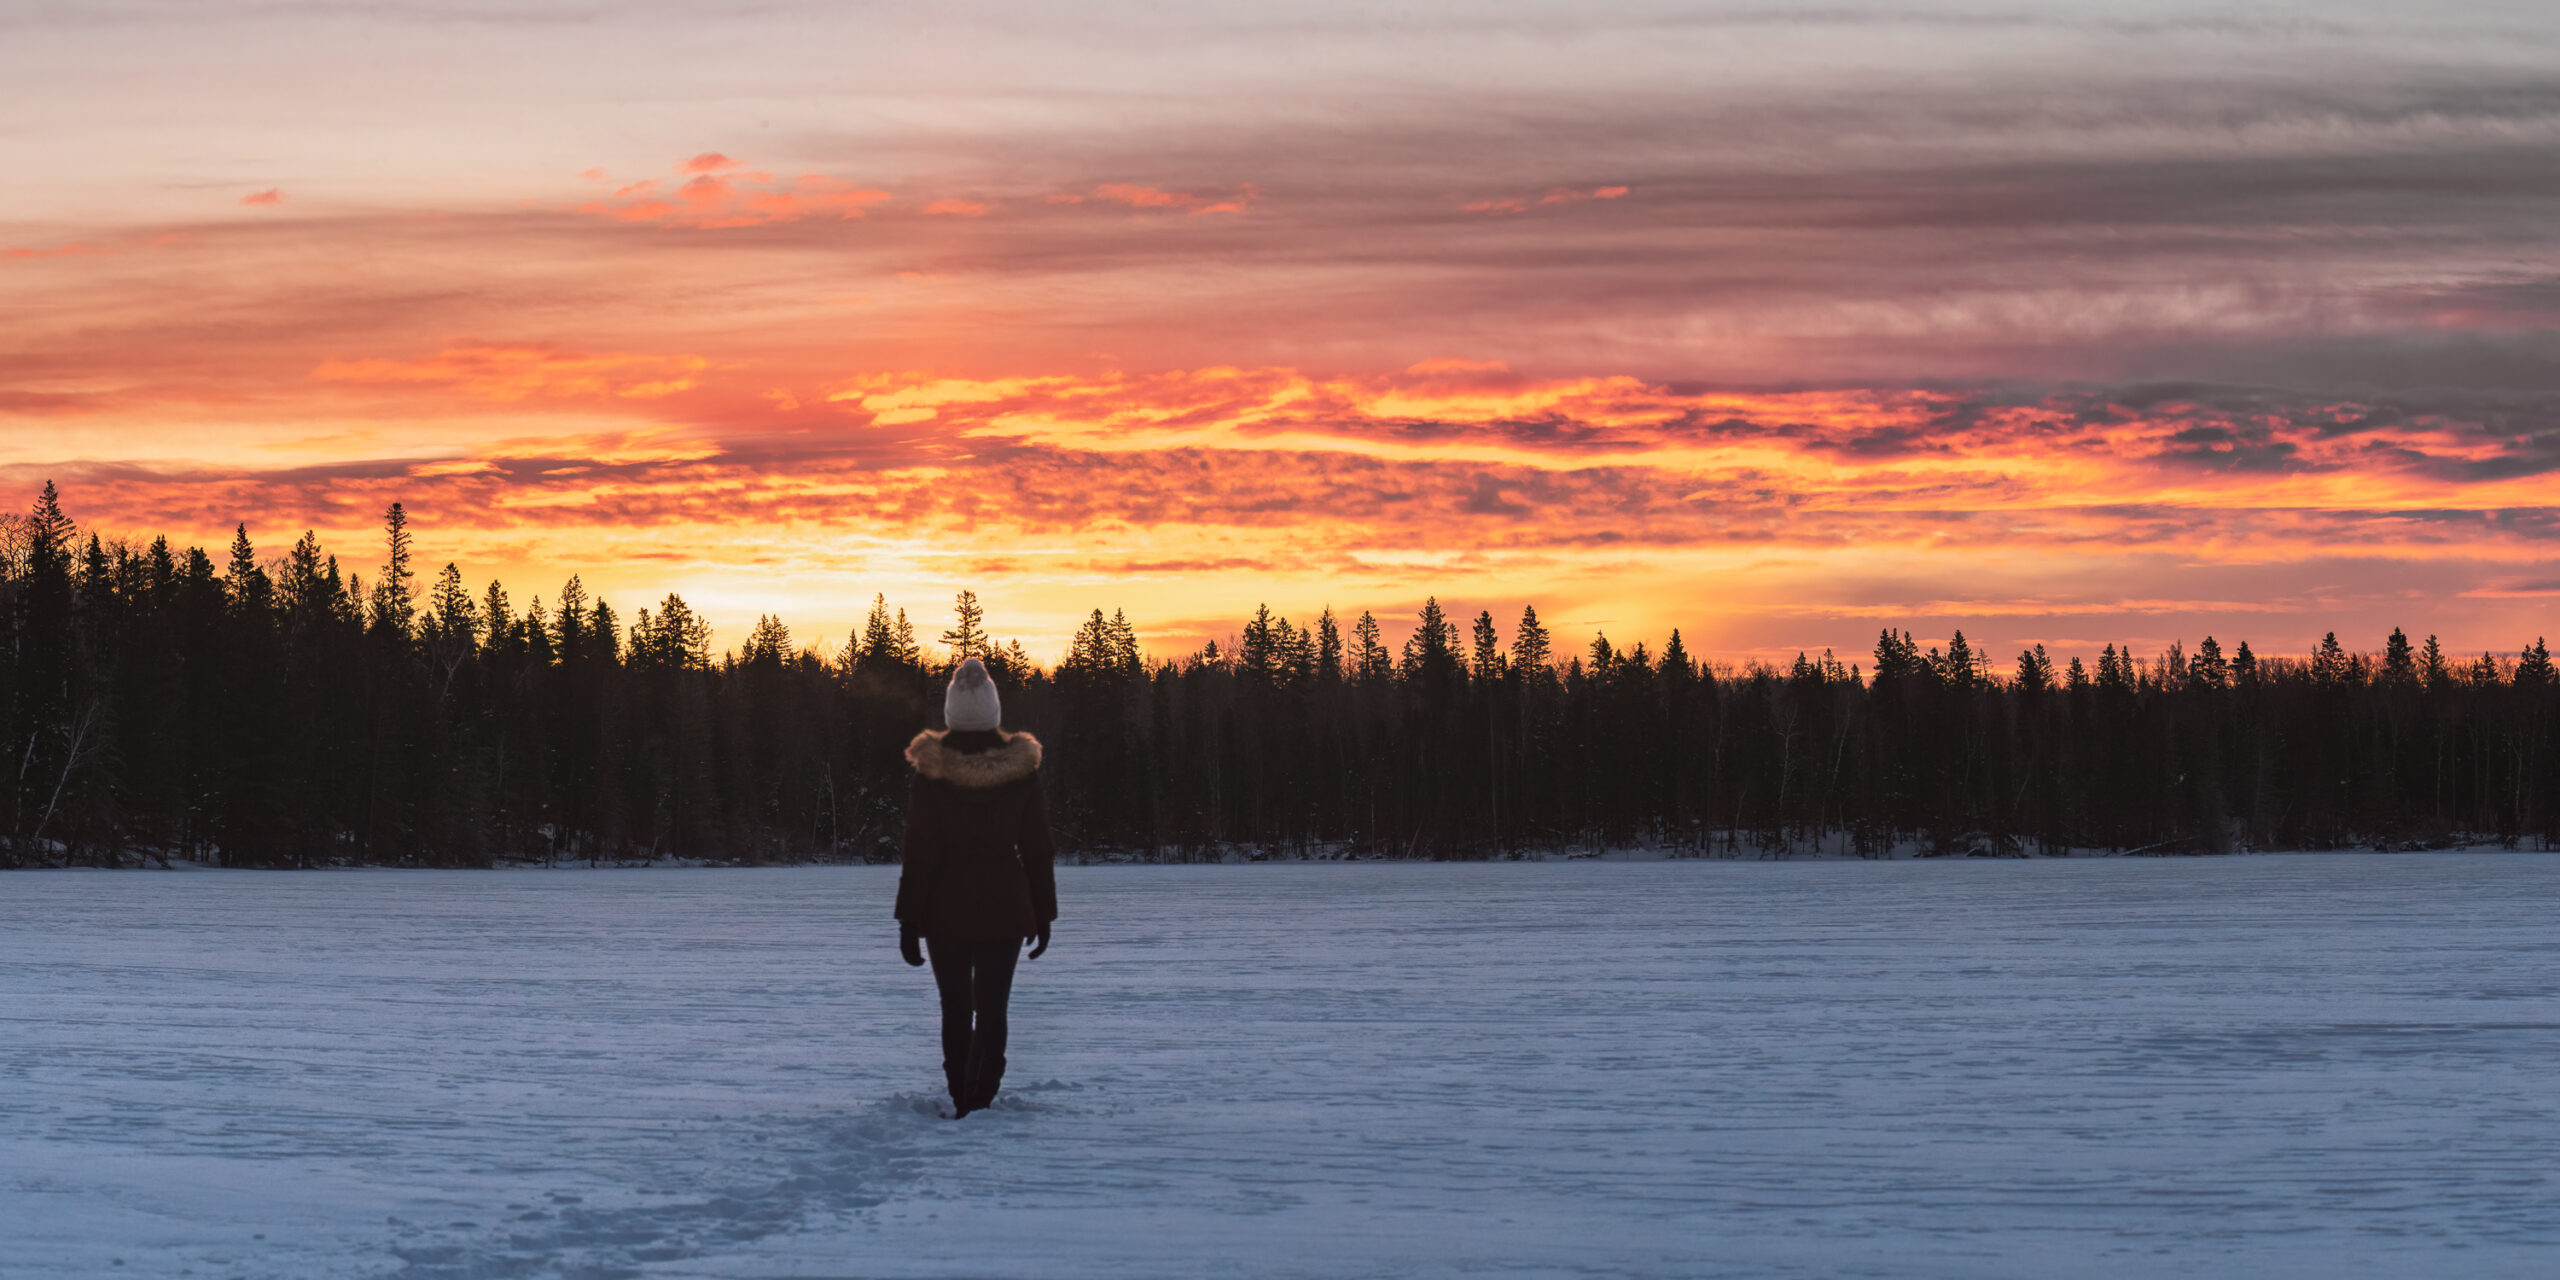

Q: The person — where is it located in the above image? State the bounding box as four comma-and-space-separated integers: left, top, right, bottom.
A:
895, 657, 1056, 1118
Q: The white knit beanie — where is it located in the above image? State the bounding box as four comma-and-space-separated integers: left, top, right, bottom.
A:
944, 657, 1002, 731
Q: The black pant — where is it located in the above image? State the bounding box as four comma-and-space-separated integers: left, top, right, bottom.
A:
926, 937, 1020, 1110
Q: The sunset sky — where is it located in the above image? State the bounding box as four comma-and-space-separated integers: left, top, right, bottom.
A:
7, 0, 2559, 665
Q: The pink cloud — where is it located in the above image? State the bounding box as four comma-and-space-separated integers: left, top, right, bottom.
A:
3, 241, 110, 262
682, 152, 740, 173
241, 189, 284, 206
1463, 184, 1629, 214
1062, 182, 1258, 215
922, 197, 992, 217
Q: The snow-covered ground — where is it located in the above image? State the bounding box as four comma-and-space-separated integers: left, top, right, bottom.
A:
3, 856, 2554, 1279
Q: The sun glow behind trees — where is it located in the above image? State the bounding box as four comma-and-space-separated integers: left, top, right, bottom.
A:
14, 366, 2560, 666
4, 484, 2555, 867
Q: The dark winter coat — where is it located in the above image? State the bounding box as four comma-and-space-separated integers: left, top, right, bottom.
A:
894, 730, 1057, 941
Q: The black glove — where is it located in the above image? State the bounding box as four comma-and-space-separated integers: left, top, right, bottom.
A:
899, 923, 925, 967
1026, 923, 1050, 960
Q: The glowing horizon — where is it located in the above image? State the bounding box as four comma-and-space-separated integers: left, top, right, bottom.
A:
7, 1, 2558, 665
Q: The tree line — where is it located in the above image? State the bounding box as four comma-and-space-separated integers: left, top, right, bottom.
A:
3, 483, 2555, 867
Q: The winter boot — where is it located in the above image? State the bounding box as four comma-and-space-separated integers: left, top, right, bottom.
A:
963, 1055, 1007, 1114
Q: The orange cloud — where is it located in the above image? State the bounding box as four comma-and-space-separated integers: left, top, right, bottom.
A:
311, 343, 710, 402
824, 373, 1064, 424
576, 157, 890, 228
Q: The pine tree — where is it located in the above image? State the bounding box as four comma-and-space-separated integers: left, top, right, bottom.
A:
587, 598, 620, 665
13, 484, 79, 833
144, 536, 176, 599
1108, 609, 1140, 675
80, 535, 113, 615
1279, 617, 1316, 687
2097, 644, 2135, 693
280, 531, 328, 626
24, 481, 75, 582
1871, 628, 1922, 690
418, 562, 479, 700
2382, 627, 2417, 686
1314, 607, 1343, 683
856, 594, 906, 671
1352, 611, 1392, 683
2420, 634, 2451, 691
892, 608, 921, 667
2191, 636, 2228, 690
480, 581, 514, 653
631, 593, 709, 669
327, 556, 358, 628
369, 502, 417, 639
554, 577, 589, 661
1400, 597, 1460, 682
2313, 632, 2351, 685
526, 596, 555, 665
1940, 630, 1978, 691
745, 614, 792, 667
426, 564, 477, 649
1817, 648, 1848, 683
1587, 631, 1616, 676
2015, 644, 2054, 694
1240, 604, 1280, 686
2233, 640, 2259, 686
2519, 638, 2554, 687
1474, 611, 1505, 686
1065, 608, 1116, 677
1510, 605, 1552, 683
1659, 629, 1694, 683
941, 590, 989, 667
225, 524, 273, 617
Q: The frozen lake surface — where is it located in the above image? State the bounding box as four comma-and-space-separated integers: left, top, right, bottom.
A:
3, 856, 2556, 1279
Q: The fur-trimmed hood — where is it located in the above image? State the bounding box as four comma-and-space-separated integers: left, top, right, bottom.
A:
905, 730, 1042, 788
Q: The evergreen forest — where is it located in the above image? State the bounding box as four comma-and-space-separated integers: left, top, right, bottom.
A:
5, 484, 2556, 867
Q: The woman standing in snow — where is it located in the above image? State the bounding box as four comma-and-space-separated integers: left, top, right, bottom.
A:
896, 657, 1056, 1118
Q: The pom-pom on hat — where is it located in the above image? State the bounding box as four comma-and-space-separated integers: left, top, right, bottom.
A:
944, 657, 1002, 731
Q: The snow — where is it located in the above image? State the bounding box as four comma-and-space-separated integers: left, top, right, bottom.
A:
3, 855, 2555, 1278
